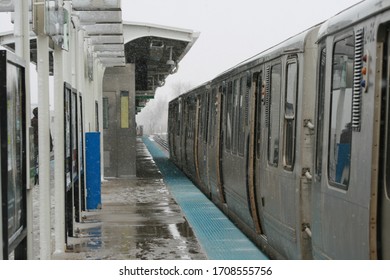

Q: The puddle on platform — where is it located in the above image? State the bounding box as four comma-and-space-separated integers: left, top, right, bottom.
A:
55, 139, 206, 260
65, 214, 204, 260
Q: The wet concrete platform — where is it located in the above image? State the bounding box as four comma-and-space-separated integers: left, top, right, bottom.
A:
53, 136, 268, 260
54, 138, 206, 260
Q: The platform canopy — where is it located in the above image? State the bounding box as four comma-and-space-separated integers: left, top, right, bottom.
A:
123, 22, 199, 113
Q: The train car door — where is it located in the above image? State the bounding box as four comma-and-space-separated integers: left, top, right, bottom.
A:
250, 71, 264, 234
195, 90, 210, 195
194, 95, 201, 183
313, 31, 371, 259
184, 95, 197, 177
207, 87, 219, 200
215, 84, 226, 204
377, 25, 390, 259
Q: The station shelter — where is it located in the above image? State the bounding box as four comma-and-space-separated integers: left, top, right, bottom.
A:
0, 0, 199, 260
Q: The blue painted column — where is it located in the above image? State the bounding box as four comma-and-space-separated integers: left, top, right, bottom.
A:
85, 132, 101, 210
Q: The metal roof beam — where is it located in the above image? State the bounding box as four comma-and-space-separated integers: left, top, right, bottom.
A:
92, 44, 124, 52
75, 10, 122, 24
72, 0, 121, 11
84, 23, 123, 35
87, 35, 124, 45
99, 56, 125, 66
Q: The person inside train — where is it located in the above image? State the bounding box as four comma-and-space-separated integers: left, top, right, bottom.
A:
31, 107, 53, 185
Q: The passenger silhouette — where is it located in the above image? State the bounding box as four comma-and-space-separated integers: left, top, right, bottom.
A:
31, 107, 53, 185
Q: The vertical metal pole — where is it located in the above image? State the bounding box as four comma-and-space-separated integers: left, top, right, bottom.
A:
97, 64, 104, 180
37, 33, 51, 260
53, 43, 65, 254
75, 27, 83, 221
53, 0, 66, 255
14, 0, 32, 259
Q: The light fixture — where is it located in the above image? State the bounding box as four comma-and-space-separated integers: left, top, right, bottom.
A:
166, 46, 175, 66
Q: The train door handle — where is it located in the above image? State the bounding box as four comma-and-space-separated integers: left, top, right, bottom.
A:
302, 168, 312, 180
304, 119, 315, 130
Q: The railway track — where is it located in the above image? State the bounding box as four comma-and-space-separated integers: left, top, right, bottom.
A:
152, 134, 169, 151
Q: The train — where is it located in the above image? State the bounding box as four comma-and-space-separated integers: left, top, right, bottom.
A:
167, 0, 390, 259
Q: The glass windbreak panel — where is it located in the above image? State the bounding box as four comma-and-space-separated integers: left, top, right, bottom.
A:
6, 62, 25, 242
79, 96, 84, 173
71, 92, 78, 180
268, 64, 281, 166
284, 61, 298, 170
328, 36, 354, 187
316, 48, 326, 178
64, 86, 71, 190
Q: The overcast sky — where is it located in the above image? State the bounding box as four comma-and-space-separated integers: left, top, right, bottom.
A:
0, 0, 362, 129
123, 0, 362, 88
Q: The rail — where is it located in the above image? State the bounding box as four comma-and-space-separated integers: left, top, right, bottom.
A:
152, 134, 169, 151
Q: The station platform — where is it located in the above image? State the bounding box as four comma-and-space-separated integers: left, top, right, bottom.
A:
53, 136, 268, 260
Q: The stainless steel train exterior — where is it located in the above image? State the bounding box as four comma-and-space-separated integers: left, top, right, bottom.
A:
168, 0, 390, 259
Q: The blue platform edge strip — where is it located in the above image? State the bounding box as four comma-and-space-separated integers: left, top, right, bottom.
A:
143, 136, 268, 260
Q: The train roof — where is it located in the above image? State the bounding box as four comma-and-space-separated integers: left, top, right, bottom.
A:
173, 24, 321, 98
318, 0, 389, 41
169, 80, 210, 104
212, 24, 320, 81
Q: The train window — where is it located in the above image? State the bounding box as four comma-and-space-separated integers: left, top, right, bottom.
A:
189, 101, 195, 140
225, 81, 233, 151
232, 79, 240, 154
204, 93, 210, 143
245, 73, 251, 126
209, 88, 217, 146
185, 102, 190, 139
220, 84, 226, 147
200, 93, 208, 143
197, 95, 202, 139
283, 60, 298, 170
267, 63, 282, 166
328, 35, 354, 188
178, 99, 182, 137
238, 76, 246, 156
256, 72, 263, 159
316, 47, 326, 178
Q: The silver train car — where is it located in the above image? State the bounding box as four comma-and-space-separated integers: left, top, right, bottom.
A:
168, 0, 390, 259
